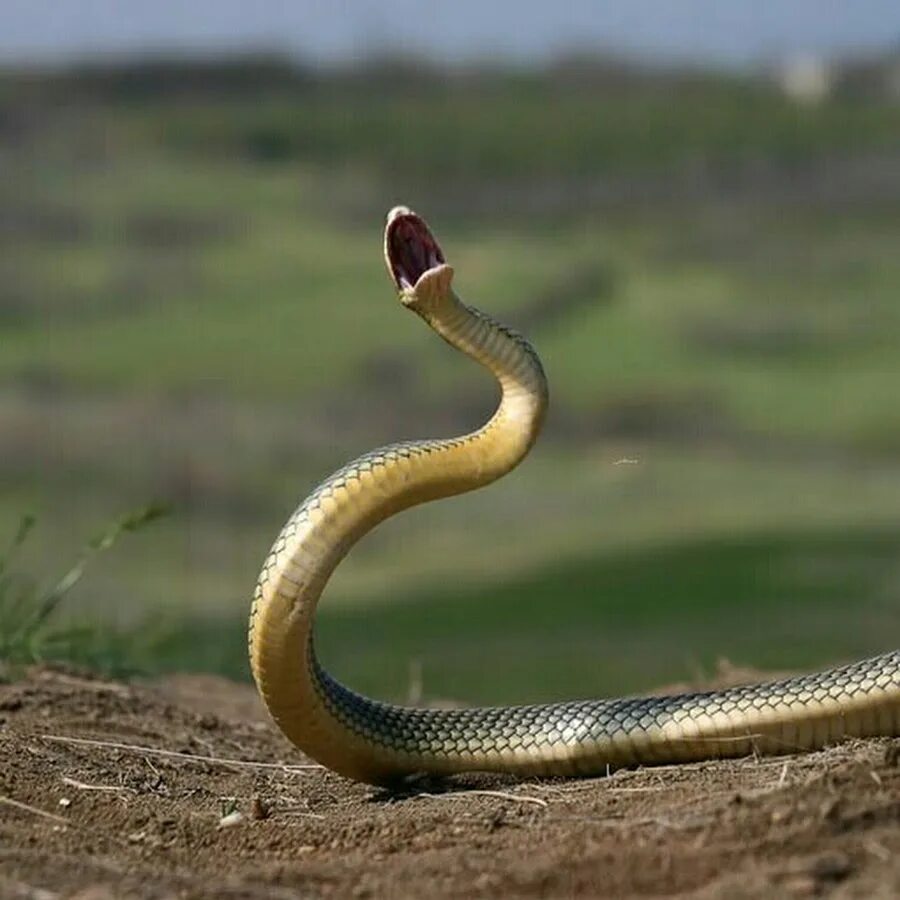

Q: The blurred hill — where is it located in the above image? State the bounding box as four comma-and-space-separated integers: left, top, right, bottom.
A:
1, 55, 898, 700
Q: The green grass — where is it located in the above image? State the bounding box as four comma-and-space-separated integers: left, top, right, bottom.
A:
318, 526, 900, 703
139, 524, 899, 704
130, 77, 900, 180
1, 59, 898, 690
0, 508, 167, 675
4, 162, 900, 455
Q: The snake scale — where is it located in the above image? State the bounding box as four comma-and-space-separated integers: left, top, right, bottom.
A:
248, 206, 900, 785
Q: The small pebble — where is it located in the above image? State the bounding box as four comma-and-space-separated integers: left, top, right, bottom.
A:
250, 795, 269, 820
218, 811, 245, 829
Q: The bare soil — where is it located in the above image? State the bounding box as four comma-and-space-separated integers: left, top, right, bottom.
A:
1, 667, 899, 899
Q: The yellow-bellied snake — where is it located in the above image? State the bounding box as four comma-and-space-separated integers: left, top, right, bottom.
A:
248, 206, 899, 785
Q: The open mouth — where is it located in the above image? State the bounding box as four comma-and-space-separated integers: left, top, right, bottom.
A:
386, 208, 446, 291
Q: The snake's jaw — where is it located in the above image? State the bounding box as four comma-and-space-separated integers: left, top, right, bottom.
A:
403, 262, 455, 312
384, 206, 454, 310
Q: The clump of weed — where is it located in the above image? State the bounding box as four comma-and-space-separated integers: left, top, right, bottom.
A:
0, 506, 167, 677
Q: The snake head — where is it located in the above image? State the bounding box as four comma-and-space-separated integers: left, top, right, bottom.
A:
384, 206, 454, 308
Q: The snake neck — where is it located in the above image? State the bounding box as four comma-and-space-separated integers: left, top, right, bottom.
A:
249, 287, 547, 779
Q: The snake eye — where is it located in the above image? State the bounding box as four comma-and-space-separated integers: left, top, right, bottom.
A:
385, 208, 446, 291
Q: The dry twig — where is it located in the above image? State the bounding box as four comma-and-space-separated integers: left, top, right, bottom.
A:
0, 794, 68, 825
38, 733, 322, 774
60, 775, 137, 794
415, 789, 548, 808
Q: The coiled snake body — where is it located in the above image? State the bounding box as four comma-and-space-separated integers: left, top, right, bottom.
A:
249, 207, 900, 785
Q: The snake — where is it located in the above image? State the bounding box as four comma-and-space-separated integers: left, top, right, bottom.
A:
248, 206, 900, 786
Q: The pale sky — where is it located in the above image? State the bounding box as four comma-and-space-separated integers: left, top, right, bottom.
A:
3, 1, 899, 67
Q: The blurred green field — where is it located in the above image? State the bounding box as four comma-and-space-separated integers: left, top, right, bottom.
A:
1, 57, 898, 699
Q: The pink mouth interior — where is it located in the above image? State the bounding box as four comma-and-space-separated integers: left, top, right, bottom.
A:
387, 214, 445, 290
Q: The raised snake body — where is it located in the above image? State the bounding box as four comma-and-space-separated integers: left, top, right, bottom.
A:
249, 206, 900, 785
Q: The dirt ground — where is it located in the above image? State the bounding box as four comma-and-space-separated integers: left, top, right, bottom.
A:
1, 667, 899, 899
